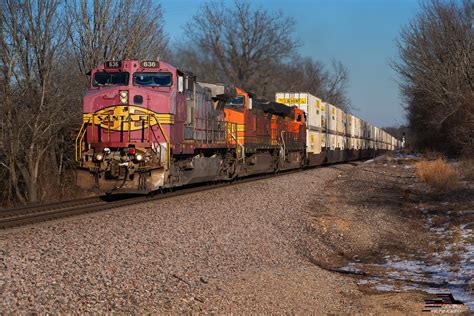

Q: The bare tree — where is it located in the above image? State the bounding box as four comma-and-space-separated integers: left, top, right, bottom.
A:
0, 0, 69, 203
182, 0, 297, 92
65, 0, 168, 76
323, 60, 350, 110
393, 0, 473, 154
264, 57, 327, 98
258, 56, 350, 111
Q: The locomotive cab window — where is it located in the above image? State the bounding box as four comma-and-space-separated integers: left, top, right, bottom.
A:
93, 72, 129, 87
226, 96, 245, 110
296, 113, 302, 122
133, 72, 172, 87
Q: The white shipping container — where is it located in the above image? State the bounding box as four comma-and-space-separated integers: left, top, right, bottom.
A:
275, 92, 323, 129
276, 92, 325, 154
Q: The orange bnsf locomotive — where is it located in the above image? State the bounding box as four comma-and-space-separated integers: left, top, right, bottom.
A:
75, 59, 399, 194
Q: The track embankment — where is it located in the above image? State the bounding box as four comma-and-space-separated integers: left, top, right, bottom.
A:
0, 171, 301, 230
3, 159, 470, 313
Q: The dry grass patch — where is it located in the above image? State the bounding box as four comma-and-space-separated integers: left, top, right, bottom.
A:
415, 158, 459, 192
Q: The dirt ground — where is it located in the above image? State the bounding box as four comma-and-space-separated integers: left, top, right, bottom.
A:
297, 159, 431, 313
306, 157, 473, 314
2, 157, 472, 314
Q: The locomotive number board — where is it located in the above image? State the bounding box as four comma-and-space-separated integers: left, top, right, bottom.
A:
105, 61, 122, 68
141, 61, 159, 68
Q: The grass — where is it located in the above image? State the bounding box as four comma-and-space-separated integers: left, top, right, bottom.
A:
415, 158, 459, 192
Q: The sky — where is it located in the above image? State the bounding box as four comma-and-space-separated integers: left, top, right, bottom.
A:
160, 0, 421, 127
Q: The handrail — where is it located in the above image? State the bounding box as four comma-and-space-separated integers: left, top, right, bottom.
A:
75, 117, 90, 162
280, 131, 286, 161
229, 132, 245, 162
187, 118, 238, 146
153, 114, 171, 170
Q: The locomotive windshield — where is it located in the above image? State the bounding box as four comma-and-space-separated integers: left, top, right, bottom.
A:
93, 72, 129, 86
226, 96, 245, 110
133, 72, 172, 87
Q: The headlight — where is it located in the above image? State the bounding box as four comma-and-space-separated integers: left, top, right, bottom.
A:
95, 153, 104, 161
119, 90, 128, 104
135, 154, 143, 161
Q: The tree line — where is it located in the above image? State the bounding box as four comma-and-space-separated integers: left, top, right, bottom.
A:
0, 0, 350, 205
393, 0, 473, 156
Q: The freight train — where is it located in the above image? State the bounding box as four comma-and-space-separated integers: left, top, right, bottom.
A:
75, 59, 400, 194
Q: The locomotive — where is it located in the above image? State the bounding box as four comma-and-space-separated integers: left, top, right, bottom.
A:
75, 59, 399, 194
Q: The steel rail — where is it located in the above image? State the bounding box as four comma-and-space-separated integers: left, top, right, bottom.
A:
0, 168, 306, 230
0, 196, 106, 218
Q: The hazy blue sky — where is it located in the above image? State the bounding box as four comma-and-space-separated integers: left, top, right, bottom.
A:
161, 0, 421, 127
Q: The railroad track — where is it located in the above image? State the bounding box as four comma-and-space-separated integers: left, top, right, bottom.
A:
0, 169, 309, 230
0, 195, 141, 229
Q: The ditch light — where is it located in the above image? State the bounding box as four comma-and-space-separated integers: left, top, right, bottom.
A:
119, 90, 128, 104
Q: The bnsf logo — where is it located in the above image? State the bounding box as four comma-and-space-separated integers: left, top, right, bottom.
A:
83, 106, 173, 131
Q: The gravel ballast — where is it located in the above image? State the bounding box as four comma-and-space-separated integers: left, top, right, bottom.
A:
1, 163, 428, 313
